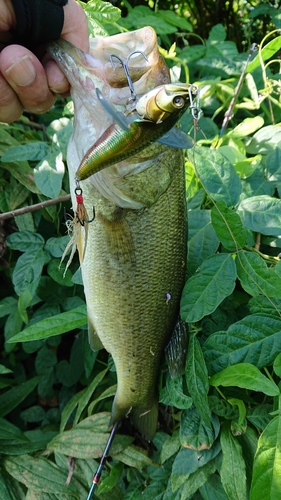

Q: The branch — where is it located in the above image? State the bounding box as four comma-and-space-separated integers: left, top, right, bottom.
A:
0, 194, 71, 220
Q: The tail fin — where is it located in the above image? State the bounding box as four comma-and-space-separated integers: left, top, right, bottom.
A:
110, 393, 158, 441
131, 401, 158, 441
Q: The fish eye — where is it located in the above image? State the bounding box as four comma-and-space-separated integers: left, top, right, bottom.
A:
173, 96, 185, 108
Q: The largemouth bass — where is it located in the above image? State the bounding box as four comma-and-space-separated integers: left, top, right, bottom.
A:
48, 27, 187, 440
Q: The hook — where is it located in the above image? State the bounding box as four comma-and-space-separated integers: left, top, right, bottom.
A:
110, 50, 148, 101
74, 186, 95, 226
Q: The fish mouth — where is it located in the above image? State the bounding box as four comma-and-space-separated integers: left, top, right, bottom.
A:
47, 27, 171, 104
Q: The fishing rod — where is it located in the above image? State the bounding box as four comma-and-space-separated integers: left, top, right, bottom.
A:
86, 421, 119, 500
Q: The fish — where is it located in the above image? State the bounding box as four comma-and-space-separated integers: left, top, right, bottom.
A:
48, 26, 188, 441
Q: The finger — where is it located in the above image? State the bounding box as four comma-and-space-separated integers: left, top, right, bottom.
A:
0, 45, 56, 117
61, 0, 89, 52
0, 72, 23, 122
44, 58, 70, 96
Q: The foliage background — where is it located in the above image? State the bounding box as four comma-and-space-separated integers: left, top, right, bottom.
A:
1, 0, 281, 499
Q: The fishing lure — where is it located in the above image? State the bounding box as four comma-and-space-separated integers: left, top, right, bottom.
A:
73, 52, 198, 237
75, 82, 197, 182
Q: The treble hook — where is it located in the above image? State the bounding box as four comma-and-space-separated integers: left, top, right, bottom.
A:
110, 50, 148, 102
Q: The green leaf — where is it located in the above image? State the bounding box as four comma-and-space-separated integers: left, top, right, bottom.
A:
1, 142, 50, 162
0, 364, 13, 375
247, 405, 273, 431
97, 462, 123, 495
185, 333, 211, 426
44, 236, 71, 258
0, 296, 17, 318
208, 23, 226, 42
0, 418, 27, 441
266, 146, 281, 185
208, 396, 239, 420
193, 147, 242, 206
47, 259, 73, 287
35, 346, 57, 374
247, 36, 281, 73
211, 201, 246, 251
220, 422, 247, 500
1, 161, 40, 193
237, 426, 258, 486
250, 416, 281, 500
20, 405, 46, 423
227, 116, 264, 139
8, 305, 87, 343
135, 15, 178, 34
12, 248, 47, 296
203, 315, 281, 375
34, 151, 65, 198
73, 368, 108, 426
160, 375, 193, 410
108, 444, 153, 469
84, 0, 121, 24
188, 210, 220, 275
181, 253, 236, 323
6, 231, 44, 252
238, 195, 281, 236
0, 470, 26, 500
249, 296, 281, 318
48, 427, 132, 459
234, 155, 262, 180
246, 125, 281, 155
172, 438, 221, 477
9, 181, 29, 210
160, 432, 181, 464
236, 251, 281, 298
180, 459, 217, 499
157, 10, 192, 31
273, 353, 281, 378
0, 376, 40, 417
180, 407, 219, 450
200, 473, 228, 500
4, 455, 78, 496
210, 363, 280, 396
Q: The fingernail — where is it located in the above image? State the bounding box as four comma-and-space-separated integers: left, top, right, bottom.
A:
5, 55, 37, 87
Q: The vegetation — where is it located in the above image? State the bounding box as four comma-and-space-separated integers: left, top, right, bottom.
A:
1, 0, 281, 499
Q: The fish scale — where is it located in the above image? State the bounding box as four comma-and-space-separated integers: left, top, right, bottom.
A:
47, 29, 187, 440
82, 145, 186, 439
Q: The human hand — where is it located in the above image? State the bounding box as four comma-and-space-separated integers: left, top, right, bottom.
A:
0, 0, 89, 122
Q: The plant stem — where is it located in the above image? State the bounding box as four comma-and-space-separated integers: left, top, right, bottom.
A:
0, 195, 71, 220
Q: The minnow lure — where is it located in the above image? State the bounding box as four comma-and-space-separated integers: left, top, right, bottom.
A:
75, 82, 197, 182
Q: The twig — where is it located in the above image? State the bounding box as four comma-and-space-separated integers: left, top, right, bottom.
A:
0, 194, 71, 220
220, 43, 258, 137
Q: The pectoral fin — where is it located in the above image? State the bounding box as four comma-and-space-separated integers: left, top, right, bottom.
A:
157, 127, 194, 149
88, 319, 104, 351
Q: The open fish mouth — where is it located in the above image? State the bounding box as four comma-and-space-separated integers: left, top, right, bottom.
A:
48, 27, 170, 119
